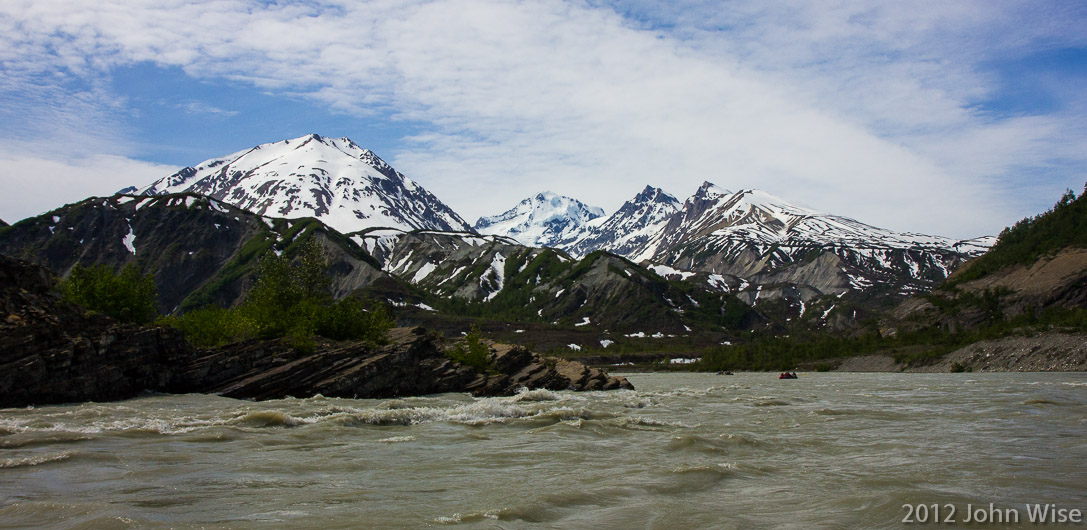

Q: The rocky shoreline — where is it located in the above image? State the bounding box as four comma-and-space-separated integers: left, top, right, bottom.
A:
824, 332, 1087, 373
0, 256, 630, 409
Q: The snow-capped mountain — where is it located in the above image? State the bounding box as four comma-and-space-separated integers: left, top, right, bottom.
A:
474, 192, 605, 248
644, 182, 992, 262
556, 185, 681, 258
632, 182, 993, 298
137, 134, 472, 234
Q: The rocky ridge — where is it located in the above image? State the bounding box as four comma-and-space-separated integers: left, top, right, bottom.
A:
478, 182, 993, 311
627, 183, 992, 299
557, 185, 681, 259
0, 255, 195, 407
178, 327, 631, 401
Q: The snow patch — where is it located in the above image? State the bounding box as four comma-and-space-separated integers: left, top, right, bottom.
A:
669, 358, 700, 364
121, 225, 136, 254
483, 253, 506, 302
412, 262, 437, 284
706, 274, 729, 292
649, 264, 696, 280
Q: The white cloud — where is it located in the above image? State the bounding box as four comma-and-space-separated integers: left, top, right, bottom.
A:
0, 144, 176, 223
179, 101, 238, 117
0, 0, 1085, 237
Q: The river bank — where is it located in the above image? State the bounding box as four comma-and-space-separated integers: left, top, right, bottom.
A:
827, 332, 1087, 373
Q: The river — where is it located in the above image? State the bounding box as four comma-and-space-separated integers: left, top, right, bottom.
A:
2, 372, 1085, 529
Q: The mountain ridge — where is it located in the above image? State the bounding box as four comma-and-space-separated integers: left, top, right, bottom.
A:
477, 182, 993, 305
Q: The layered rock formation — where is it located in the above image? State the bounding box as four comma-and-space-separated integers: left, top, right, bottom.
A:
176, 328, 631, 401
0, 255, 195, 407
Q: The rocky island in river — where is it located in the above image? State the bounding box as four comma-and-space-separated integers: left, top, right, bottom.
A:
0, 255, 630, 409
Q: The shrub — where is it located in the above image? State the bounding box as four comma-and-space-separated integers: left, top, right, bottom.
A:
316, 297, 393, 343
61, 262, 159, 324
446, 324, 494, 373
156, 306, 259, 348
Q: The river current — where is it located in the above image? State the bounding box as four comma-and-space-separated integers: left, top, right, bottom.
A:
1, 372, 1085, 529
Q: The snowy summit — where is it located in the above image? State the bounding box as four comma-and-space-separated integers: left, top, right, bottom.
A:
136, 134, 471, 234
474, 191, 605, 248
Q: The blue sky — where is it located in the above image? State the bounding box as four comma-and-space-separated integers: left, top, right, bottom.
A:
1, 0, 1085, 239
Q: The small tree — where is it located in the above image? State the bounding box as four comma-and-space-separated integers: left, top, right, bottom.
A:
62, 262, 159, 324
446, 324, 494, 373
240, 240, 331, 346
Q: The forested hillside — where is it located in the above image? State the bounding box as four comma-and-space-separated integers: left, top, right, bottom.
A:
950, 185, 1087, 285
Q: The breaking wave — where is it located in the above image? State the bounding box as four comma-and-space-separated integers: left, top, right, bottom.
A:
0, 451, 72, 469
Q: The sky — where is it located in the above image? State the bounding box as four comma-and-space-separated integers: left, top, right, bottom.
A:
1, 0, 1085, 239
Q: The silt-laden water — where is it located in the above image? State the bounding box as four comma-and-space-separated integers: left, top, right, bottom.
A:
1, 372, 1085, 529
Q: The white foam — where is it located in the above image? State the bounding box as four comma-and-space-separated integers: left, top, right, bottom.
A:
0, 451, 73, 469
377, 435, 416, 443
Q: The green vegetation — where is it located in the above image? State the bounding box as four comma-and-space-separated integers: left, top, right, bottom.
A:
61, 262, 159, 324
446, 324, 495, 373
161, 239, 393, 351
950, 185, 1087, 285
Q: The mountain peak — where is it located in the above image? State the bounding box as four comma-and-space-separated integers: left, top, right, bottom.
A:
134, 135, 470, 234
695, 181, 731, 200
475, 192, 605, 247
634, 185, 678, 205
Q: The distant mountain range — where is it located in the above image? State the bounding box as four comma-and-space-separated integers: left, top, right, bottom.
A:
0, 134, 999, 334
478, 182, 992, 303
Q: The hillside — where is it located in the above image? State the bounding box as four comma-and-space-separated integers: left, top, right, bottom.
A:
0, 193, 387, 314
889, 185, 1087, 331
949, 187, 1087, 285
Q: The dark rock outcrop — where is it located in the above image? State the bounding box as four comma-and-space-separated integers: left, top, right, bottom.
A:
0, 256, 195, 408
0, 256, 630, 408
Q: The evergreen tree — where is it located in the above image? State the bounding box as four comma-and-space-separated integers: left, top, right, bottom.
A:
61, 262, 159, 324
